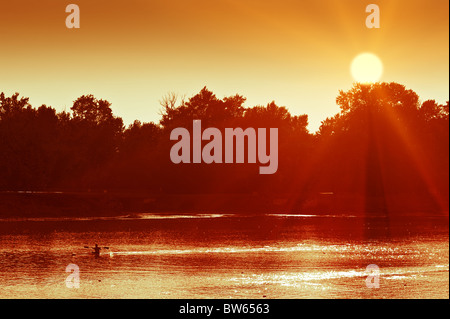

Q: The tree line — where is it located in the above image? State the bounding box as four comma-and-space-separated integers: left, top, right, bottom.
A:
0, 82, 448, 213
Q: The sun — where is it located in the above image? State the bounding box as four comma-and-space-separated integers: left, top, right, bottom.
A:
350, 53, 383, 83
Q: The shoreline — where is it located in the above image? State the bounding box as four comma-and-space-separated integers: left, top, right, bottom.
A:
0, 190, 448, 218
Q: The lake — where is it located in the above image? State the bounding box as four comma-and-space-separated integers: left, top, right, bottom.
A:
0, 213, 448, 299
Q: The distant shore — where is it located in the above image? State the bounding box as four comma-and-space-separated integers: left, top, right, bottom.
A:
0, 190, 447, 218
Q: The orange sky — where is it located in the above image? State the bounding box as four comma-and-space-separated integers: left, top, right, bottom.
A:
0, 0, 448, 131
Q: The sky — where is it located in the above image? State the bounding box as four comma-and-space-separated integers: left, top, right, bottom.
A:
0, 0, 448, 132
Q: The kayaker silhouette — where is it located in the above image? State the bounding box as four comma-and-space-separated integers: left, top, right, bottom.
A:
84, 244, 109, 257
93, 244, 101, 257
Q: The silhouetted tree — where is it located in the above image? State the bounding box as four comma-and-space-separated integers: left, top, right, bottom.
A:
0, 93, 61, 189
62, 95, 124, 187
0, 83, 448, 215
315, 82, 448, 213
160, 87, 246, 129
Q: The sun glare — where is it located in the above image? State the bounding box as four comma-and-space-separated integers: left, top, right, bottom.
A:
350, 53, 383, 83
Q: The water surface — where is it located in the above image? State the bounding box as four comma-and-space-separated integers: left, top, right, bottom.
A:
0, 213, 448, 299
